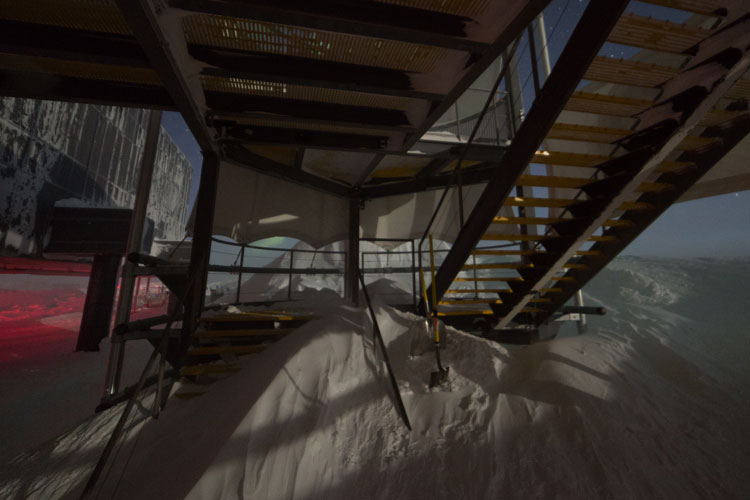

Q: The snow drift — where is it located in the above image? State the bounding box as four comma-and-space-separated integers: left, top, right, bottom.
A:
1, 257, 749, 499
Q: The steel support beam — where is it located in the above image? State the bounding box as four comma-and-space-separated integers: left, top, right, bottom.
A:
402, 0, 553, 151
103, 110, 162, 396
170, 0, 486, 52
0, 69, 173, 110
223, 125, 389, 152
116, 0, 215, 151
207, 92, 412, 128
362, 162, 499, 198
180, 151, 221, 350
213, 112, 414, 134
0, 20, 149, 67
346, 198, 360, 305
223, 144, 352, 198
195, 47, 444, 101
425, 0, 630, 311
77, 254, 121, 352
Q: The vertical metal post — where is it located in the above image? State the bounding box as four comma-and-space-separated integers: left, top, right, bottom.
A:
456, 169, 465, 226
491, 90, 501, 146
411, 240, 417, 312
527, 25, 541, 96
575, 289, 587, 334
428, 235, 437, 314
454, 102, 461, 140
534, 13, 552, 80
236, 245, 244, 304
472, 254, 479, 298
103, 109, 162, 397
180, 150, 220, 353
346, 198, 360, 305
77, 254, 121, 352
287, 250, 294, 301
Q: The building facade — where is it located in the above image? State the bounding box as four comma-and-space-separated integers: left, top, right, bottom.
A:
0, 98, 192, 256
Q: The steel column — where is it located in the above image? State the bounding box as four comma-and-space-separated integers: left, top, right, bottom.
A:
180, 151, 221, 350
346, 198, 360, 304
103, 109, 162, 396
77, 254, 121, 352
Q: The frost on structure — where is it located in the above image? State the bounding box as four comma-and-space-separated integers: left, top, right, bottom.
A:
0, 97, 192, 256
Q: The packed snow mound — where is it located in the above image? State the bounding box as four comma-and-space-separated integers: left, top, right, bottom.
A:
4, 287, 750, 499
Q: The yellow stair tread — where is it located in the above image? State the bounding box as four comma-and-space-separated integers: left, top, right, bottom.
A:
565, 91, 653, 117
437, 310, 494, 317
504, 197, 576, 208
180, 364, 241, 376
481, 233, 549, 241
520, 307, 546, 313
576, 250, 602, 256
200, 311, 316, 322
589, 235, 618, 242
454, 277, 524, 282
462, 262, 528, 270
494, 216, 631, 228
638, 0, 728, 17
471, 249, 543, 256
188, 345, 268, 356
197, 328, 294, 338
439, 299, 504, 305
445, 288, 511, 294
548, 123, 712, 151
173, 391, 208, 400
585, 56, 677, 88
608, 13, 708, 54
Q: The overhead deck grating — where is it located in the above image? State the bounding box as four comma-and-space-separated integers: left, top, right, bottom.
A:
182, 15, 455, 74
608, 14, 708, 54
0, 0, 131, 35
201, 75, 418, 111
374, 0, 492, 17
0, 53, 161, 86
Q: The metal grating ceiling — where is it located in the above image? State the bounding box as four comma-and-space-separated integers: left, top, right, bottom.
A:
183, 15, 450, 73
374, 0, 491, 17
201, 76, 417, 111
0, 53, 161, 85
0, 0, 131, 35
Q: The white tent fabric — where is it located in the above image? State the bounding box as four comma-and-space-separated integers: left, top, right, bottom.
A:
187, 160, 524, 249
190, 161, 349, 248
360, 184, 486, 247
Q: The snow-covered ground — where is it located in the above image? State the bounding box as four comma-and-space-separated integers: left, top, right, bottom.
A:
1, 256, 749, 499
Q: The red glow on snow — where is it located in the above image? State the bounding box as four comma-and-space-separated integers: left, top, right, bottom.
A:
0, 277, 169, 365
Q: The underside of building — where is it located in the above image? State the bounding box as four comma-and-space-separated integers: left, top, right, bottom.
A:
1, 0, 748, 445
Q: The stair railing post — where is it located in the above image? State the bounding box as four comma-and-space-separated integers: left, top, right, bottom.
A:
236, 245, 244, 304
411, 240, 417, 312
287, 249, 294, 301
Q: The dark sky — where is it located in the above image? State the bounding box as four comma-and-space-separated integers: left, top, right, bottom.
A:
160, 0, 749, 258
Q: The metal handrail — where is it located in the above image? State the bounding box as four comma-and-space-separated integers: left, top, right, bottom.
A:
210, 236, 346, 255
416, 36, 522, 297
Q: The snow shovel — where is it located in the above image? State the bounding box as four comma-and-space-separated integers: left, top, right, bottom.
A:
426, 235, 449, 388
428, 315, 449, 388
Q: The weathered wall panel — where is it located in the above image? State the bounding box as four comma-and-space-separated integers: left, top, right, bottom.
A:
0, 97, 192, 256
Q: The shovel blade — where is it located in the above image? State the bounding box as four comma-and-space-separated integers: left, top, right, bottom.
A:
428, 367, 450, 388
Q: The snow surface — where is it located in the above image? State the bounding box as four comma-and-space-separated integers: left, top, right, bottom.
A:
2, 257, 749, 499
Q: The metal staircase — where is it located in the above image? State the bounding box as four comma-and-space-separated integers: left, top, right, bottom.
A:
427, 2, 750, 337
175, 310, 315, 399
